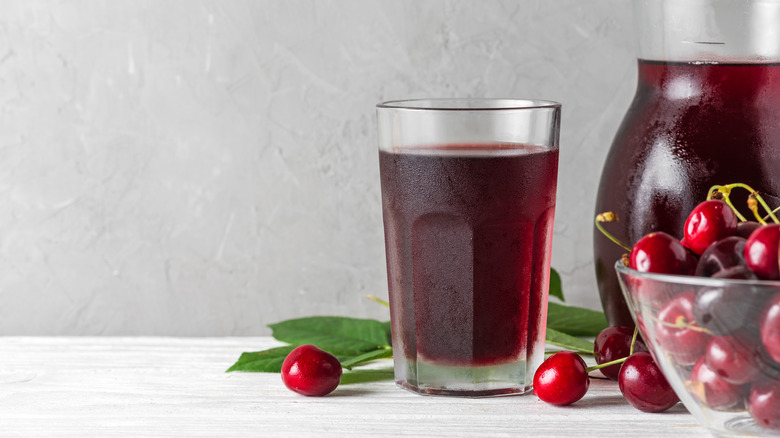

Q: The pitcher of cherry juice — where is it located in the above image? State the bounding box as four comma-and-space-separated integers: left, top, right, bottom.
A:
594, 0, 780, 327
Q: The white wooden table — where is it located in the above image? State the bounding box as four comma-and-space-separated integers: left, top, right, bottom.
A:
0, 337, 711, 437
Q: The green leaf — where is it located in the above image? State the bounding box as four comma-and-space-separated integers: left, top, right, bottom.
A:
546, 302, 608, 337
545, 327, 594, 354
224, 345, 382, 373
226, 345, 297, 372
549, 268, 564, 302
382, 321, 392, 345
340, 348, 393, 370
269, 316, 391, 355
339, 368, 395, 385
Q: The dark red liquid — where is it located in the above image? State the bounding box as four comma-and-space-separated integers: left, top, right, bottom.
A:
595, 60, 780, 327
380, 144, 558, 366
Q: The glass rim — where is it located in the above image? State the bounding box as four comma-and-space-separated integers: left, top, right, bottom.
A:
376, 98, 561, 111
615, 260, 780, 288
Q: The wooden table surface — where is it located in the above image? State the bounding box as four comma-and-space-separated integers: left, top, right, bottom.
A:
0, 337, 712, 437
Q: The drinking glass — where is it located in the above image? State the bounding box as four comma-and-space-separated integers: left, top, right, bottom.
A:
377, 98, 561, 396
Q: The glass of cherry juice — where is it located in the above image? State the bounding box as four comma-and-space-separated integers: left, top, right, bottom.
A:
376, 98, 561, 396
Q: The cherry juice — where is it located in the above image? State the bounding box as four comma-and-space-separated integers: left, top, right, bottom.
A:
595, 60, 780, 327
380, 144, 559, 369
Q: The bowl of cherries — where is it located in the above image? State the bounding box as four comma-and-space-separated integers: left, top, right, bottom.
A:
611, 184, 780, 436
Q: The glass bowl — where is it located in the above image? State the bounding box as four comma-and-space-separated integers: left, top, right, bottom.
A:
615, 261, 780, 437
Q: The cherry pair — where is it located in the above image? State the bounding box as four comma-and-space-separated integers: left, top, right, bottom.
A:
534, 326, 678, 413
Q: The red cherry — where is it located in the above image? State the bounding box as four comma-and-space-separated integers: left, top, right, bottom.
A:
618, 352, 679, 413
760, 293, 780, 363
533, 351, 590, 405
683, 200, 739, 255
749, 380, 780, 431
691, 266, 763, 336
744, 224, 780, 280
689, 356, 745, 410
704, 334, 763, 385
694, 236, 746, 277
655, 291, 710, 365
736, 221, 762, 239
281, 344, 342, 396
630, 232, 696, 275
593, 326, 647, 380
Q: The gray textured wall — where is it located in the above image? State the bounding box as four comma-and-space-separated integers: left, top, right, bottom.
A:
0, 0, 636, 335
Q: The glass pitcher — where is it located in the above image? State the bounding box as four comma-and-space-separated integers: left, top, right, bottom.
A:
594, 0, 780, 327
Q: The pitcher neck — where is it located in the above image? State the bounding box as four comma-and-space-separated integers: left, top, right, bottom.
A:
635, 0, 780, 63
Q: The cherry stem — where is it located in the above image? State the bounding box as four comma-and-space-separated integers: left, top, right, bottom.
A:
649, 313, 712, 334
584, 326, 641, 374
748, 195, 768, 225
763, 205, 780, 222
707, 184, 748, 222
595, 212, 632, 252
724, 195, 748, 222
586, 357, 627, 373
365, 295, 389, 307
709, 183, 780, 224
734, 183, 780, 224
754, 192, 780, 224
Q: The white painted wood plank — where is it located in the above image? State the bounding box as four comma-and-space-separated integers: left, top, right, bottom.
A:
0, 337, 710, 437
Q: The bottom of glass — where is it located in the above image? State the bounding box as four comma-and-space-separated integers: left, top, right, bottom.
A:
710, 414, 778, 437
394, 357, 535, 397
